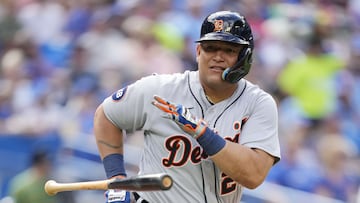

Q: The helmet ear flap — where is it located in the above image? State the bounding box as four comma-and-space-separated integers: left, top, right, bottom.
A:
222, 47, 253, 83
242, 47, 253, 68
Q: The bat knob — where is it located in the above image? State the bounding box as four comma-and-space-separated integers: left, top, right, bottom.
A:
44, 180, 58, 196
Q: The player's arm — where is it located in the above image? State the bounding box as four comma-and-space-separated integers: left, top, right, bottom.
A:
94, 104, 127, 179
94, 104, 131, 202
152, 95, 279, 189
210, 95, 278, 189
94, 104, 124, 160
211, 143, 275, 189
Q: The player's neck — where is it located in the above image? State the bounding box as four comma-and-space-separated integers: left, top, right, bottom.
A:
204, 84, 238, 104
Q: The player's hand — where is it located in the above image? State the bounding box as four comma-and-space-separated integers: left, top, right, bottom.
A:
105, 189, 130, 203
152, 95, 207, 138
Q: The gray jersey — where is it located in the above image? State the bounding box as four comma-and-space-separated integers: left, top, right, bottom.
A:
102, 71, 281, 203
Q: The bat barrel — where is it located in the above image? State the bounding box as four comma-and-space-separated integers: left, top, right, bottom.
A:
108, 173, 173, 191
160, 174, 173, 190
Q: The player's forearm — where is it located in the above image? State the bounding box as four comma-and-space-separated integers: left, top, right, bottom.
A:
94, 105, 125, 159
210, 141, 274, 189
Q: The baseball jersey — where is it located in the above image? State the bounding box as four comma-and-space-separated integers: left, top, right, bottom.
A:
102, 70, 281, 203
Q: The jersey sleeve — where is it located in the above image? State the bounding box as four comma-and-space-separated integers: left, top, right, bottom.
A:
241, 92, 281, 162
102, 76, 155, 132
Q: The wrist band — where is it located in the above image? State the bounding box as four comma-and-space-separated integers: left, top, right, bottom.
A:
103, 154, 126, 178
196, 127, 226, 156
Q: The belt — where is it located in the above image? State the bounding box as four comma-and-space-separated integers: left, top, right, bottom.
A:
133, 192, 149, 203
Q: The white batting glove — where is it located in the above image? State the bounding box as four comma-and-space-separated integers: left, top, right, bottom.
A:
105, 189, 130, 203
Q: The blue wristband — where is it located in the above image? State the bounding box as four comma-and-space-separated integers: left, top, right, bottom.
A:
103, 154, 126, 179
197, 127, 226, 156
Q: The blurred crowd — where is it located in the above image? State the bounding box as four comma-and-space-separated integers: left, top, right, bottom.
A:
0, 0, 359, 202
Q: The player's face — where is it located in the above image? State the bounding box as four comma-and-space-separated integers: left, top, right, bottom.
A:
196, 41, 243, 88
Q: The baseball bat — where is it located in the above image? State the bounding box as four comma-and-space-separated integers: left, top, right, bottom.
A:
44, 173, 173, 196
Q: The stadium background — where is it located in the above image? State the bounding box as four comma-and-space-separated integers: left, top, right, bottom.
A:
0, 0, 359, 202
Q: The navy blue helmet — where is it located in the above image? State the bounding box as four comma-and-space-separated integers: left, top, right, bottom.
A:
196, 11, 254, 83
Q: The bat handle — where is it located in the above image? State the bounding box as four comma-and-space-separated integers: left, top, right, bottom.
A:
44, 179, 110, 196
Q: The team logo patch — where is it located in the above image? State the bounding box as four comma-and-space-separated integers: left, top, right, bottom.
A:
213, 19, 223, 32
112, 87, 127, 101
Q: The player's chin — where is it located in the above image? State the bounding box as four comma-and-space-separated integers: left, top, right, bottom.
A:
201, 68, 226, 85
206, 73, 226, 85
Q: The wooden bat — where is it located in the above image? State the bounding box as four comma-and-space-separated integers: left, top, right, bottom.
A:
44, 173, 173, 196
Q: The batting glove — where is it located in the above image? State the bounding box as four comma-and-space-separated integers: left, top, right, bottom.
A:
152, 95, 207, 138
105, 189, 130, 203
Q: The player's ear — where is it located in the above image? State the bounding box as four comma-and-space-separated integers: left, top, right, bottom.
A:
196, 43, 201, 54
196, 44, 201, 62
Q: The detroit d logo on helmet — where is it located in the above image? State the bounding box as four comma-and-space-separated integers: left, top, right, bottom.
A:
213, 19, 223, 32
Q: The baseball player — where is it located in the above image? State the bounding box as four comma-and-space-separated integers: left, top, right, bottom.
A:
94, 10, 281, 203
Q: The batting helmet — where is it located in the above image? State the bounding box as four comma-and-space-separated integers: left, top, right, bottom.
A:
196, 11, 254, 83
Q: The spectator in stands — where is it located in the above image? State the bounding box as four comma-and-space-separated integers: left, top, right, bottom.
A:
266, 126, 321, 192
277, 34, 345, 127
333, 38, 360, 154
314, 133, 358, 202
8, 150, 56, 203
0, 0, 359, 202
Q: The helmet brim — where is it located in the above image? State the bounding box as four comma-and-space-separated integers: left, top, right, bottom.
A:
195, 32, 249, 45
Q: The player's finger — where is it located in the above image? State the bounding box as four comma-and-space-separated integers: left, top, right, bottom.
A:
153, 95, 167, 104
153, 95, 176, 109
152, 101, 179, 116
